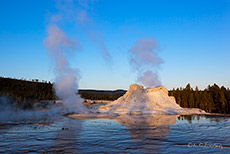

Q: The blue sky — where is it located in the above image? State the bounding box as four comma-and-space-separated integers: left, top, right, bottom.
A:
0, 0, 230, 90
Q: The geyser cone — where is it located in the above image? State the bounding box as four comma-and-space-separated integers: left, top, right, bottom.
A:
99, 83, 206, 115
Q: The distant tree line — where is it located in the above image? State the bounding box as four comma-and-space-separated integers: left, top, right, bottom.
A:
169, 83, 230, 114
0, 77, 126, 102
0, 77, 126, 109
78, 90, 126, 101
1, 77, 230, 114
0, 77, 55, 109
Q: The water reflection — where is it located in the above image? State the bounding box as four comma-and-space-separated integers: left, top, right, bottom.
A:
111, 114, 179, 153
69, 114, 179, 153
50, 118, 83, 153
112, 114, 178, 140
1, 114, 230, 153
178, 115, 197, 123
178, 115, 230, 123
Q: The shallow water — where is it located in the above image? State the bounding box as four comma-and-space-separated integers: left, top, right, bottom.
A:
0, 115, 230, 153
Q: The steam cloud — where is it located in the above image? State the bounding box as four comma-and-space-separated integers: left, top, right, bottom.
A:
89, 31, 111, 61
76, 1, 112, 62
44, 0, 111, 112
0, 96, 60, 122
129, 38, 163, 87
51, 0, 111, 61
44, 25, 83, 112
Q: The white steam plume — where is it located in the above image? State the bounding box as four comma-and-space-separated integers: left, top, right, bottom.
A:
50, 0, 111, 62
76, 1, 112, 62
89, 31, 111, 61
129, 38, 163, 87
44, 25, 83, 112
0, 96, 61, 122
44, 0, 107, 112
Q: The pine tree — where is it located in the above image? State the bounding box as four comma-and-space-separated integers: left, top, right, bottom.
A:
207, 93, 214, 113
219, 89, 227, 113
200, 90, 208, 111
194, 86, 199, 108
188, 93, 195, 108
181, 89, 188, 108
185, 83, 191, 91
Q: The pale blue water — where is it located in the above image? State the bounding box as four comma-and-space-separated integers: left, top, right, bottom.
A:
0, 115, 230, 153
